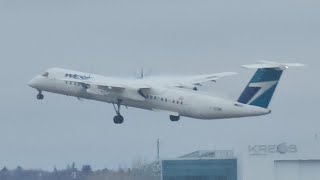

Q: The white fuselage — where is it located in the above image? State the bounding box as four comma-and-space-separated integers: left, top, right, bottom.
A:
28, 68, 270, 120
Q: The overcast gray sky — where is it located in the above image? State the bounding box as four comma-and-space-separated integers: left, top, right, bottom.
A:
0, 0, 319, 170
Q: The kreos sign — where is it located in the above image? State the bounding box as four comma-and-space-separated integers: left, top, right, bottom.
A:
249, 143, 298, 155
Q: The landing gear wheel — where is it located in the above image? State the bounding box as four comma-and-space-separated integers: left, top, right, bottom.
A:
113, 115, 124, 124
112, 99, 124, 124
36, 93, 44, 100
170, 115, 180, 122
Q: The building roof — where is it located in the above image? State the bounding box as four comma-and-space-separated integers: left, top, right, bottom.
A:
178, 150, 234, 159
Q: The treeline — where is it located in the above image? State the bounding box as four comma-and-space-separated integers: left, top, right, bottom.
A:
0, 162, 160, 180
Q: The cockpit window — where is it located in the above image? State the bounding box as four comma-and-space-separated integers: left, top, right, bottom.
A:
42, 72, 49, 77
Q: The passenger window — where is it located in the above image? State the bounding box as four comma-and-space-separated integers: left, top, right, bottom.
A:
65, 74, 68, 77
165, 98, 167, 102
161, 98, 164, 101
177, 101, 180, 104
154, 96, 157, 100
181, 101, 183, 105
172, 100, 175, 103
150, 96, 153, 99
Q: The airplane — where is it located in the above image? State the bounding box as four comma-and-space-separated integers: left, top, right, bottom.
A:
28, 61, 303, 124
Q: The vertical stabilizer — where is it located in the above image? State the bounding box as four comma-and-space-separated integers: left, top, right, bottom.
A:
238, 61, 304, 108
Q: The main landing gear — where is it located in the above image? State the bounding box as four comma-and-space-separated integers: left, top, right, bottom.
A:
36, 91, 44, 100
170, 115, 180, 122
112, 99, 124, 124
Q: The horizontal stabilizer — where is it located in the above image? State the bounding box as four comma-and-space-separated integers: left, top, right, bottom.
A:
242, 60, 304, 70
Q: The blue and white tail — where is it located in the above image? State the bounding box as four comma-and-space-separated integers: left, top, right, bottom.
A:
238, 61, 304, 108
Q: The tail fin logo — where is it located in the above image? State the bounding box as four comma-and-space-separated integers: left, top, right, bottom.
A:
247, 81, 278, 104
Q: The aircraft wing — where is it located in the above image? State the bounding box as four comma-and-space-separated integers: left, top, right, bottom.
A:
170, 72, 237, 88
57, 77, 150, 101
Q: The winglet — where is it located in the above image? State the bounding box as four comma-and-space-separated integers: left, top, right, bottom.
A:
242, 60, 304, 70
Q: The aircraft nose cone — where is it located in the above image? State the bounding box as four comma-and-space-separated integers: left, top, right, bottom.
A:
28, 78, 38, 88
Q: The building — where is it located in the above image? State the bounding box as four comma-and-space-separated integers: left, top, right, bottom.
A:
161, 139, 320, 180
240, 140, 320, 180
161, 150, 237, 180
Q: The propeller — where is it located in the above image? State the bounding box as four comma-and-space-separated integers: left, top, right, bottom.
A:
140, 68, 144, 79
136, 67, 152, 79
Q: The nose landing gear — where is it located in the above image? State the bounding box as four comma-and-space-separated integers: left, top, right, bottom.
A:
170, 115, 180, 122
112, 99, 124, 124
36, 91, 44, 100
